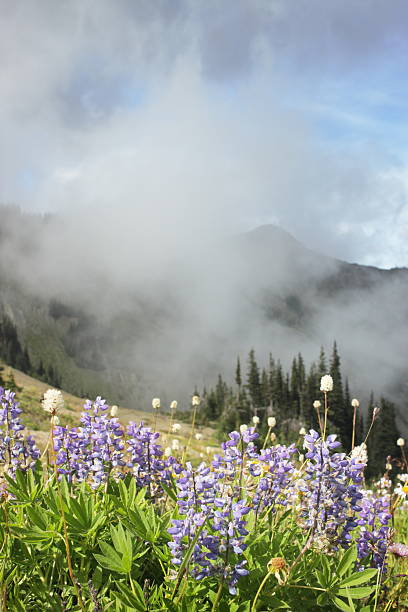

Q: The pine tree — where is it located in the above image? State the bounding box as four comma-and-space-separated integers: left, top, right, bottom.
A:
215, 375, 227, 414
318, 346, 327, 379
246, 349, 262, 411
260, 368, 270, 407
3, 369, 21, 392
306, 361, 320, 430
203, 389, 219, 421
37, 360, 45, 380
290, 357, 300, 417
237, 388, 251, 426
366, 397, 401, 478
235, 357, 242, 399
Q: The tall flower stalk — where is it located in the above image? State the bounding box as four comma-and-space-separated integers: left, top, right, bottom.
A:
167, 400, 178, 436
351, 398, 360, 450
183, 395, 201, 462
152, 398, 161, 432
319, 375, 333, 442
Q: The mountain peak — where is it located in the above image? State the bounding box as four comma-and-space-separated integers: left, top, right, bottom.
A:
246, 224, 299, 244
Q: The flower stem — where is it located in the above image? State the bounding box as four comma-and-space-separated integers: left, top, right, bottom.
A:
351, 405, 357, 450
183, 406, 197, 463
153, 406, 160, 432
211, 579, 224, 612
322, 392, 328, 442
262, 426, 271, 450
251, 571, 272, 612
55, 476, 86, 611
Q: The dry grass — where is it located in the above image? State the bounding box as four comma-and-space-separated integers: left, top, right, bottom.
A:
3, 364, 219, 456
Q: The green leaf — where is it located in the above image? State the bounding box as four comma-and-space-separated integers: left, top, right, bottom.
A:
337, 586, 375, 599
321, 554, 332, 584
70, 495, 91, 529
115, 581, 146, 611
263, 596, 291, 609
95, 542, 128, 574
26, 506, 50, 531
110, 522, 133, 562
340, 569, 378, 587
317, 592, 329, 606
315, 569, 327, 587
332, 596, 355, 612
161, 481, 177, 502
337, 545, 358, 577
59, 475, 70, 499
128, 507, 149, 541
94, 553, 124, 573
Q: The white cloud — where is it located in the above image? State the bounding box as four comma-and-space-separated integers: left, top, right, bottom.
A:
1, 0, 408, 267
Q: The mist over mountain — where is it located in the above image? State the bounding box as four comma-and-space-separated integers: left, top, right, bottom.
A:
0, 205, 407, 434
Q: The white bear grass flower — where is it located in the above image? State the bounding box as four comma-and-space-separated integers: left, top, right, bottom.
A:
42, 389, 64, 415
320, 375, 333, 393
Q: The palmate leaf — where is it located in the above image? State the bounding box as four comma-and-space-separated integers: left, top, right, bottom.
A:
26, 505, 51, 531
337, 545, 358, 577
12, 525, 58, 545
337, 586, 375, 599
94, 541, 128, 574
110, 523, 133, 563
332, 596, 355, 612
339, 568, 378, 588
4, 468, 41, 502
114, 581, 146, 611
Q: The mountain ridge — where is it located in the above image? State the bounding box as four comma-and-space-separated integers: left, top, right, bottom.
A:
0, 206, 407, 434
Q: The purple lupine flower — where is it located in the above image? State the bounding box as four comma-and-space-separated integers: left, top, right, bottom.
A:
126, 421, 170, 494
53, 396, 126, 487
168, 429, 258, 595
297, 430, 365, 552
0, 388, 40, 476
356, 493, 391, 570
250, 444, 297, 514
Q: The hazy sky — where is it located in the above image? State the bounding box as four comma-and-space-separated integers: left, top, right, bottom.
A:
2, 0, 408, 268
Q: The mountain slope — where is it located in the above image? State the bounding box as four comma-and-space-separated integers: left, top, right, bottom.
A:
0, 208, 407, 433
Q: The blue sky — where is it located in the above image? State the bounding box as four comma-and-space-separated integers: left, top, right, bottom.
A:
1, 0, 408, 268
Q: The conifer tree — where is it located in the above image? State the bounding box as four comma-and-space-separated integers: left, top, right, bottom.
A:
203, 389, 219, 421
261, 368, 270, 408
318, 346, 327, 378
306, 361, 320, 429
215, 375, 227, 414
3, 369, 21, 392
290, 357, 300, 417
235, 356, 242, 397
237, 387, 251, 425
366, 397, 401, 478
246, 349, 262, 410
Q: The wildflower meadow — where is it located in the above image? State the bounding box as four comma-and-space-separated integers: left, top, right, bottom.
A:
0, 379, 407, 611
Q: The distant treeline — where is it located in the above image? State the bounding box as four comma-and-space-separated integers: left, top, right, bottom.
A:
0, 307, 401, 477
0, 313, 61, 388
198, 343, 401, 478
